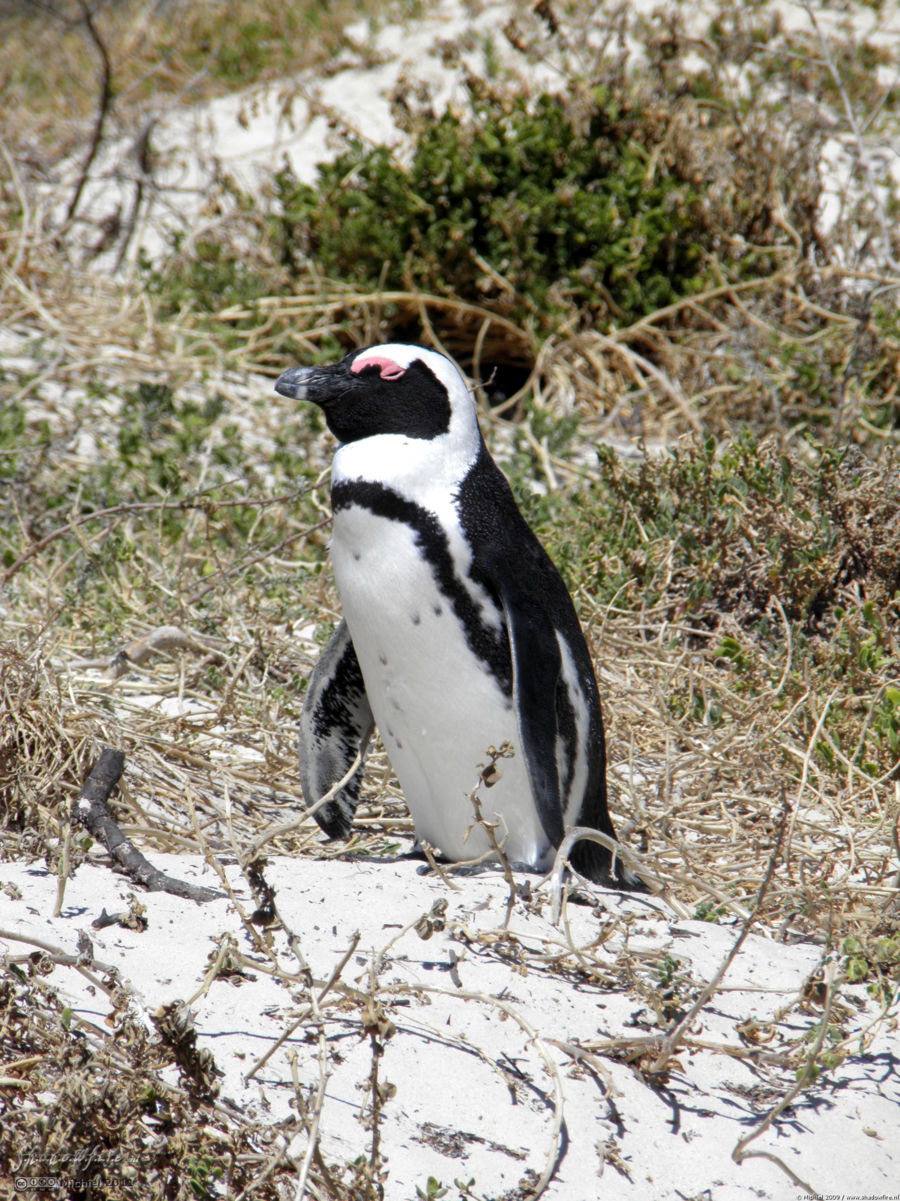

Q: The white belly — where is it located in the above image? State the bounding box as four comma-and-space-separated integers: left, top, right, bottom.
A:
330, 505, 552, 867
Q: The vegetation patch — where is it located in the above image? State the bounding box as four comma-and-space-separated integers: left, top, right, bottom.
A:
0, 959, 290, 1200
273, 92, 713, 327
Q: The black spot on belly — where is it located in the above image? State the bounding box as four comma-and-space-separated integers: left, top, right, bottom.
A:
378, 652, 388, 665
433, 603, 443, 616
352, 550, 361, 561
411, 612, 421, 625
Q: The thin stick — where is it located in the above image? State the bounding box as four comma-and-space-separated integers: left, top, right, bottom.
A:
731, 958, 837, 1197
548, 826, 662, 924
648, 799, 790, 1074
245, 746, 365, 858
63, 0, 114, 228
243, 931, 361, 1084
1, 486, 315, 586
72, 747, 222, 902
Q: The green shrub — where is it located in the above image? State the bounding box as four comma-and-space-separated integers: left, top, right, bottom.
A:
273, 92, 711, 326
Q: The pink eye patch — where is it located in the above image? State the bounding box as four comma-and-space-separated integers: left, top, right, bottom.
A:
351, 354, 406, 380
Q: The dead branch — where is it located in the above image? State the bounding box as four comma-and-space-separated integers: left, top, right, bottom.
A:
72, 746, 222, 902
731, 957, 838, 1197
648, 797, 791, 1075
63, 1, 115, 229
62, 625, 227, 679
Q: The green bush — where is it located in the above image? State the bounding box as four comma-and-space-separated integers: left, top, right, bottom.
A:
273, 92, 710, 326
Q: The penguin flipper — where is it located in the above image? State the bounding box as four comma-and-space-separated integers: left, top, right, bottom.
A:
493, 578, 567, 851
298, 620, 374, 839
491, 556, 644, 890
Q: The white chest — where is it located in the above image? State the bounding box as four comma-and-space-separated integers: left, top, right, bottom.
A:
329, 502, 549, 866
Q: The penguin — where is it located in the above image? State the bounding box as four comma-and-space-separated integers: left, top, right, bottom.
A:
275, 343, 642, 888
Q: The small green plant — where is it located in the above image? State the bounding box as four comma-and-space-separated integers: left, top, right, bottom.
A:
647, 953, 692, 1023
715, 635, 749, 673
185, 1154, 224, 1200
416, 1178, 449, 1201
0, 401, 27, 482
871, 687, 900, 763
841, 934, 900, 1004
655, 953, 681, 990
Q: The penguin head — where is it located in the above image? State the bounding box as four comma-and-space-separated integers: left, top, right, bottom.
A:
275, 344, 478, 446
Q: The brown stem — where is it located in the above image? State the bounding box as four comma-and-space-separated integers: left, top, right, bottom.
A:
64, 1, 114, 228
72, 747, 222, 902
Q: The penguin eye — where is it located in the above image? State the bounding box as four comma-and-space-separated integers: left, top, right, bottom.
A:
351, 354, 406, 381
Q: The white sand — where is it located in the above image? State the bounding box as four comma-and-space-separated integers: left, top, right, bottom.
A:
2, 850, 897, 1198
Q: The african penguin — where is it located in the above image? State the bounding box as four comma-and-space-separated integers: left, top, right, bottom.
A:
275, 343, 641, 888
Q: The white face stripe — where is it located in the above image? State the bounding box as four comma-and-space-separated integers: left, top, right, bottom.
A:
333, 344, 482, 496
352, 344, 473, 400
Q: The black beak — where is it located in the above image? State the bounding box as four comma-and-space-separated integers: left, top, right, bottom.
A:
274, 365, 317, 400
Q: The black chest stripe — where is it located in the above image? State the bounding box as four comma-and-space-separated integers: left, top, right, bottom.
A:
332, 479, 512, 695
